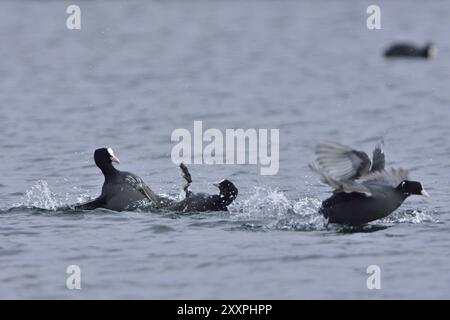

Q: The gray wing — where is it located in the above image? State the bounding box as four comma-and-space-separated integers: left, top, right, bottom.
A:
371, 141, 385, 172
309, 164, 373, 196
358, 168, 409, 188
310, 167, 408, 197
312, 142, 372, 181
124, 174, 163, 208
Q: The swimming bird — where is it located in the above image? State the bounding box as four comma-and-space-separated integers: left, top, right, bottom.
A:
384, 42, 436, 58
162, 164, 238, 213
75, 148, 161, 211
310, 142, 428, 226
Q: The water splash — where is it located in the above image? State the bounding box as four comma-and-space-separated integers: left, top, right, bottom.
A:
274, 197, 327, 231
232, 186, 292, 218
3, 181, 97, 213
381, 209, 439, 224
230, 187, 326, 231
70, 185, 93, 207
21, 180, 61, 210
1, 182, 439, 232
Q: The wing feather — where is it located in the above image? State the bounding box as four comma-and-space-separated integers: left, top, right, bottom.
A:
125, 174, 162, 207
313, 142, 372, 181
371, 140, 385, 172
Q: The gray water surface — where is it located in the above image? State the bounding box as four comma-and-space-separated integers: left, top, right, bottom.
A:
0, 0, 449, 299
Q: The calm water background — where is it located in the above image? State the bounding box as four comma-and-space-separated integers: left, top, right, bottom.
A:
0, 0, 449, 299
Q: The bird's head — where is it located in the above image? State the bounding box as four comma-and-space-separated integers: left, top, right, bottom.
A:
94, 147, 120, 169
213, 179, 238, 205
398, 180, 429, 197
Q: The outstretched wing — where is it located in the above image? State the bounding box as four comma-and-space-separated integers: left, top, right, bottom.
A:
371, 141, 385, 172
309, 142, 404, 197
357, 168, 409, 188
309, 163, 373, 196
312, 142, 371, 181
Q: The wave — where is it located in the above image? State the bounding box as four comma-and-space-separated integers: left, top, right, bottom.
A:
0, 181, 439, 232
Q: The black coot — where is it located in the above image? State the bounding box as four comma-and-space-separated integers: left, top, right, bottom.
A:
384, 43, 436, 58
161, 164, 238, 213
310, 142, 428, 226
76, 148, 160, 211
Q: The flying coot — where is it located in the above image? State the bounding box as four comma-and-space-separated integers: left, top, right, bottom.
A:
310, 142, 428, 226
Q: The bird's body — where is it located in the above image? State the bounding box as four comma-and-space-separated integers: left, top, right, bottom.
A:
166, 193, 228, 212
321, 183, 406, 226
384, 43, 435, 58
310, 142, 428, 226
163, 167, 238, 213
76, 149, 237, 213
84, 171, 151, 211
76, 148, 159, 212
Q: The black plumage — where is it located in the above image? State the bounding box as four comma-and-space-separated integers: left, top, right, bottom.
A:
76, 148, 160, 211
310, 142, 428, 226
384, 43, 436, 58
165, 178, 238, 213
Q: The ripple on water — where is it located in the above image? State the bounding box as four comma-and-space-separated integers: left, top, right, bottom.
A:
0, 249, 25, 257
139, 224, 176, 234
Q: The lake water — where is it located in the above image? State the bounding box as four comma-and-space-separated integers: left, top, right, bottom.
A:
0, 0, 449, 299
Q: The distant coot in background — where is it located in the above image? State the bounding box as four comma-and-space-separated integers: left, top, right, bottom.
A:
310, 142, 429, 226
384, 42, 436, 58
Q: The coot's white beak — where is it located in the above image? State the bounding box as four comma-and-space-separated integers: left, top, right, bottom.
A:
428, 47, 437, 58
213, 179, 225, 188
107, 148, 120, 164
421, 189, 429, 198
111, 155, 120, 164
